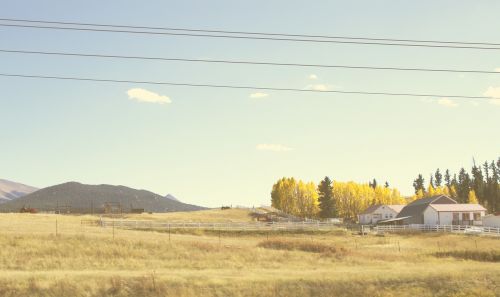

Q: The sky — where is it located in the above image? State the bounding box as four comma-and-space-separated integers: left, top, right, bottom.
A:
1, 1, 500, 207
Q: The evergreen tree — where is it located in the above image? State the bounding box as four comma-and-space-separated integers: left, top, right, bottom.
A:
471, 163, 485, 204
413, 174, 425, 194
489, 161, 499, 212
369, 178, 377, 189
457, 168, 471, 203
444, 169, 451, 188
430, 175, 435, 188
317, 176, 336, 218
434, 169, 443, 187
384, 181, 389, 188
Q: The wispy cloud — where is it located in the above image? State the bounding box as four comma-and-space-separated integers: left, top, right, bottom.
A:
127, 88, 171, 104
437, 98, 459, 108
304, 84, 331, 91
494, 68, 500, 72
484, 86, 500, 105
309, 74, 318, 80
249, 92, 269, 98
256, 144, 293, 152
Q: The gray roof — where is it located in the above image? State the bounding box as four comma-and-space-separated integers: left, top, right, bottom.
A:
360, 204, 382, 215
397, 195, 457, 219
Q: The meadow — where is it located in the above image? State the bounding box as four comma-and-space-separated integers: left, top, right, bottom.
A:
0, 210, 499, 297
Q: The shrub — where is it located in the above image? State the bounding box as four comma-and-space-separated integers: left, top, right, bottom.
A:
258, 239, 343, 254
434, 250, 500, 262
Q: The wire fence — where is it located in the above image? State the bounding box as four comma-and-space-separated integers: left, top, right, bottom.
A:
96, 220, 343, 231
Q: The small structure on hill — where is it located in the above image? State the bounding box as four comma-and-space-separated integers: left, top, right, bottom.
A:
358, 204, 404, 225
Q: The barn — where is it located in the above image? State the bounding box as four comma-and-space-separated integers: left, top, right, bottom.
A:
396, 195, 486, 226
358, 204, 405, 225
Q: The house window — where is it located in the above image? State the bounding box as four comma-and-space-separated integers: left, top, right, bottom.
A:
473, 213, 481, 221
462, 213, 470, 221
452, 213, 459, 222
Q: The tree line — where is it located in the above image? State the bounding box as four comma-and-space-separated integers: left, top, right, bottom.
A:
412, 157, 500, 213
271, 177, 404, 221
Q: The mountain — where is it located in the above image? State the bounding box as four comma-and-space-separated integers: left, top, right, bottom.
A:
0, 179, 38, 203
0, 182, 205, 213
165, 194, 179, 202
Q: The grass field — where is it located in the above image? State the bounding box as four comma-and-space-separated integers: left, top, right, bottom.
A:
0, 210, 499, 297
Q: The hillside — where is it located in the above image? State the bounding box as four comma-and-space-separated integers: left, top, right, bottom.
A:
0, 182, 205, 213
0, 179, 38, 203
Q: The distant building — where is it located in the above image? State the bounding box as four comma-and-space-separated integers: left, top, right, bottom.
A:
358, 204, 405, 225
483, 215, 500, 228
395, 195, 486, 225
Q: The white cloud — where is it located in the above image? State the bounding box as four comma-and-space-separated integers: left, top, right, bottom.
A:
494, 68, 500, 72
437, 98, 459, 108
249, 92, 269, 98
484, 86, 500, 105
420, 97, 435, 103
470, 101, 479, 107
127, 88, 171, 104
304, 84, 331, 91
309, 74, 318, 80
256, 144, 293, 152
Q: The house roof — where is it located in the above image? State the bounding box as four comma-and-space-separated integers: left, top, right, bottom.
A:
397, 195, 457, 219
377, 216, 411, 224
360, 204, 382, 215
360, 204, 405, 215
429, 204, 486, 212
386, 205, 405, 213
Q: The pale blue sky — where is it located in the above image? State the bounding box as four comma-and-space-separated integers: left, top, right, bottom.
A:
1, 1, 499, 207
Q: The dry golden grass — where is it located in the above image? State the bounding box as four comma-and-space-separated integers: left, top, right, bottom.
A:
123, 208, 255, 222
0, 213, 499, 296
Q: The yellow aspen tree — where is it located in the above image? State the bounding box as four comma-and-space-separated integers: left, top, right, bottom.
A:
468, 190, 478, 204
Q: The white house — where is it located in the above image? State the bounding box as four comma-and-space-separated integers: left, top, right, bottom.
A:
358, 204, 405, 225
422, 203, 486, 226
483, 215, 500, 228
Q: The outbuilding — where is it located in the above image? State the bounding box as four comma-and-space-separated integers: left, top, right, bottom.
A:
358, 204, 405, 225
396, 195, 486, 226
482, 215, 500, 228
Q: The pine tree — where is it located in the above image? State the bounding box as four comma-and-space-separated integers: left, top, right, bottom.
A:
413, 174, 425, 194
384, 181, 389, 188
369, 178, 377, 189
317, 176, 336, 218
471, 163, 485, 204
435, 169, 443, 187
444, 169, 451, 188
457, 168, 471, 203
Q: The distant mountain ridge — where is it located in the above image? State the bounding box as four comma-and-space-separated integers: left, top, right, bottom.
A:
0, 182, 205, 213
0, 179, 38, 203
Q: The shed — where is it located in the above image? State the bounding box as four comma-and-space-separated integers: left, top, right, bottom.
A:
483, 215, 500, 228
358, 204, 405, 225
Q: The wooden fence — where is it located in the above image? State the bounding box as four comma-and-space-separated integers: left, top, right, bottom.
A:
98, 220, 342, 231
373, 224, 500, 236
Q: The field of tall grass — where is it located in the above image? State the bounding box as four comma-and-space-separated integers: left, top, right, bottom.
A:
0, 212, 499, 297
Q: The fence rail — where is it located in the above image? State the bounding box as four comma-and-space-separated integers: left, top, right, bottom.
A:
98, 220, 342, 231
373, 224, 500, 236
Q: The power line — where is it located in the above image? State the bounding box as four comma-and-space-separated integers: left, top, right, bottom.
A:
1, 73, 498, 100
2, 23, 500, 50
1, 49, 498, 75
1, 17, 500, 47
